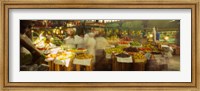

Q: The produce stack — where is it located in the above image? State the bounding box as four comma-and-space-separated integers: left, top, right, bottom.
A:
132, 52, 147, 71
130, 41, 142, 48
118, 41, 131, 47
105, 47, 124, 59
106, 36, 120, 45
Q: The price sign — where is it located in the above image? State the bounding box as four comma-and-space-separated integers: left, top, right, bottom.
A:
117, 56, 133, 63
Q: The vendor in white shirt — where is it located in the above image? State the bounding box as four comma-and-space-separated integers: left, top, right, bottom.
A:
84, 28, 95, 43
64, 28, 77, 49
75, 34, 85, 48
64, 28, 86, 49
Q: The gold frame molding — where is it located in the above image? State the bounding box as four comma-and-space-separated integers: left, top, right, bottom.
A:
1, 1, 199, 91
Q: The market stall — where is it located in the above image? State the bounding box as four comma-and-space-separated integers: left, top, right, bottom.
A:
20, 20, 180, 71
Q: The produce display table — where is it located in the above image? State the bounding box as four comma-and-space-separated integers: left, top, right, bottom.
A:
73, 58, 93, 71
48, 61, 54, 71
55, 58, 74, 71
46, 58, 93, 71
47, 58, 74, 71
38, 37, 172, 71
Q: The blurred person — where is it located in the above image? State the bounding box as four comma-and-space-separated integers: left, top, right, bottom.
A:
64, 28, 76, 49
160, 45, 173, 71
85, 33, 96, 63
84, 28, 95, 42
163, 45, 173, 61
146, 55, 159, 71
95, 30, 109, 50
75, 33, 85, 48
95, 31, 110, 70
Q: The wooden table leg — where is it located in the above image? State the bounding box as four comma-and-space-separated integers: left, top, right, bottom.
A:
90, 66, 93, 71
121, 63, 125, 71
51, 62, 55, 71
48, 62, 52, 71
68, 60, 73, 71
64, 65, 72, 71
55, 64, 60, 71
86, 66, 89, 71
64, 66, 68, 71
76, 65, 81, 71
112, 58, 116, 71
86, 66, 93, 71
60, 65, 64, 71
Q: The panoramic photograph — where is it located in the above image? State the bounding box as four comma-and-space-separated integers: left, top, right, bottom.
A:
20, 20, 180, 71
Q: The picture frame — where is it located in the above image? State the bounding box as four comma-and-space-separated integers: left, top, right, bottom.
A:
0, 0, 199, 91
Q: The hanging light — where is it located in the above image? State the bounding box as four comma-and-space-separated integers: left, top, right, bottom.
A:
149, 34, 153, 38
53, 29, 55, 34
61, 30, 64, 34
164, 36, 169, 40
59, 27, 62, 30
